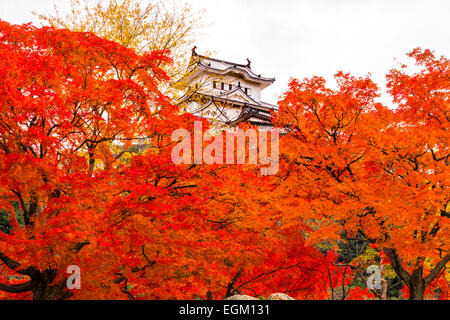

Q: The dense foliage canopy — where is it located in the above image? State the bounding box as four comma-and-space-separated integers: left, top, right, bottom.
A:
0, 20, 447, 300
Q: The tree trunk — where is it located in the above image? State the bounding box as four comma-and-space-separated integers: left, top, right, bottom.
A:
407, 276, 425, 300
31, 269, 72, 300
0, 251, 74, 300
383, 250, 450, 300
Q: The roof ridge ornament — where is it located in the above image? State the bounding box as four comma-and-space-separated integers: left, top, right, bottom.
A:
246, 58, 251, 68
192, 46, 197, 56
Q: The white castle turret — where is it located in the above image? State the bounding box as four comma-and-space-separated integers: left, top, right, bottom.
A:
178, 47, 277, 130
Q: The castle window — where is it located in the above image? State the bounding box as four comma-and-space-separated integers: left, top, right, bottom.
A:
213, 81, 217, 89
229, 84, 232, 90
221, 82, 225, 90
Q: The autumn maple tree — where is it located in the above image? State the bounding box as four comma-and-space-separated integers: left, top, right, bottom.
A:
0, 20, 336, 300
0, 18, 178, 299
0, 11, 447, 301
0, 19, 221, 299
273, 48, 449, 300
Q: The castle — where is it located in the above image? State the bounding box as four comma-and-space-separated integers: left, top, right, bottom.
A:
178, 47, 277, 131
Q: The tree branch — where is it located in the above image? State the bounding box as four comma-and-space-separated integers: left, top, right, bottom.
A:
0, 280, 32, 293
224, 269, 243, 298
73, 240, 90, 253
0, 250, 21, 271
383, 248, 412, 286
0, 250, 36, 276
424, 254, 450, 286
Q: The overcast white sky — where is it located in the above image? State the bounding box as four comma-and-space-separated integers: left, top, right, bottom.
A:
1, 0, 449, 106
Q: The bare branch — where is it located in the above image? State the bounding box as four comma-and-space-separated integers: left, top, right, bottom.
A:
0, 280, 32, 293
424, 254, 450, 286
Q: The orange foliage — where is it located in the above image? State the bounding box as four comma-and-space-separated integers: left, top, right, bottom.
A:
0, 19, 447, 301
273, 49, 449, 300
0, 21, 332, 300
